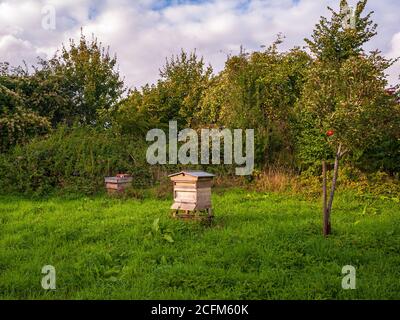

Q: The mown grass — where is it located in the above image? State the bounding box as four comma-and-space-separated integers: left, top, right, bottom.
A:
0, 189, 399, 300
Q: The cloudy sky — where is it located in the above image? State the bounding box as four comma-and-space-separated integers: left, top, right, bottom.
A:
0, 0, 399, 89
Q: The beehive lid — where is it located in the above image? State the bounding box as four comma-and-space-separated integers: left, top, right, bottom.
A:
105, 176, 133, 183
168, 171, 215, 179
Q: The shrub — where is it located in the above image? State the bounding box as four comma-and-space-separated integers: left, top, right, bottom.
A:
0, 107, 51, 153
0, 125, 151, 195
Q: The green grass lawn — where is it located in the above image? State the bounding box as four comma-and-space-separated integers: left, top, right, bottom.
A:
0, 189, 399, 300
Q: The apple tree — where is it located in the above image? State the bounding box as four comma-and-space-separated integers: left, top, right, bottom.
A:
301, 0, 400, 235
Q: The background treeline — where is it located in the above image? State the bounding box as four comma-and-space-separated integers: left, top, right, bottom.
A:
0, 0, 399, 196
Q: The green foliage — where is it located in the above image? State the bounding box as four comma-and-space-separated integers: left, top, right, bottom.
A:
0, 33, 125, 155
305, 0, 377, 63
294, 111, 334, 170
0, 107, 51, 153
0, 190, 399, 299
0, 0, 399, 301
0, 33, 125, 129
135, 50, 213, 128
294, 165, 400, 199
300, 54, 399, 157
301, 0, 399, 160
0, 60, 71, 128
41, 33, 125, 125
199, 40, 312, 167
0, 125, 150, 195
0, 63, 25, 112
109, 88, 162, 137
0, 63, 52, 152
146, 218, 175, 243
354, 134, 400, 174
1, 0, 399, 195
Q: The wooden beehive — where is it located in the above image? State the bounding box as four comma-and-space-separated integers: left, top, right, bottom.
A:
168, 171, 215, 219
104, 174, 133, 194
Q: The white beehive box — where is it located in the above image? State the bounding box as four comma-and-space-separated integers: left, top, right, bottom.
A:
168, 171, 215, 215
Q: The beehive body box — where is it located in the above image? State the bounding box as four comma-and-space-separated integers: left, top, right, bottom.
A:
105, 176, 133, 193
169, 172, 214, 211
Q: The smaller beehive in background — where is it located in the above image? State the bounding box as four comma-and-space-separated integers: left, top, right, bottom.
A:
104, 174, 133, 194
169, 171, 215, 219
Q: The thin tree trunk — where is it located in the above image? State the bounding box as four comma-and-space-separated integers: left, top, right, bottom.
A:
322, 160, 330, 236
326, 144, 342, 235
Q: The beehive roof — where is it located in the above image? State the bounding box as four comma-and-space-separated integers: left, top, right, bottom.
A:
104, 176, 133, 183
168, 171, 215, 178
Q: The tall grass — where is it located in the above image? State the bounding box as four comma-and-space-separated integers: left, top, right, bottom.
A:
0, 190, 399, 299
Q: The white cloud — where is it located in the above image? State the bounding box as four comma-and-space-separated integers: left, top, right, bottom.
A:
386, 32, 400, 86
0, 0, 399, 88
0, 34, 45, 64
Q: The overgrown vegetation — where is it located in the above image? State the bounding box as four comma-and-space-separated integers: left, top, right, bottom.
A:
0, 190, 399, 299
0, 2, 398, 193
0, 0, 399, 301
1, 1, 399, 199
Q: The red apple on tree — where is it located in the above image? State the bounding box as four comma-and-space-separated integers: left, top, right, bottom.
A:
326, 130, 335, 137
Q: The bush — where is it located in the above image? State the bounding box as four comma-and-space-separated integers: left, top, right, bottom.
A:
0, 125, 151, 195
352, 135, 400, 175
0, 107, 51, 153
